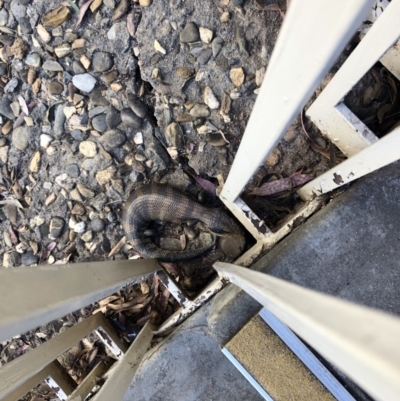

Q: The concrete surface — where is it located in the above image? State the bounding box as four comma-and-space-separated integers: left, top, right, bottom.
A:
209, 161, 400, 346
123, 302, 263, 401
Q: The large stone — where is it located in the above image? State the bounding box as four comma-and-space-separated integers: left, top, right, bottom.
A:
121, 108, 142, 128
127, 93, 148, 118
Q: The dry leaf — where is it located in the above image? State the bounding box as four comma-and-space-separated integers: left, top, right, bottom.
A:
377, 103, 392, 124
127, 11, 136, 37
75, 0, 94, 29
99, 295, 120, 307
180, 233, 186, 251
249, 172, 314, 196
108, 236, 126, 257
8, 225, 18, 244
18, 96, 29, 115
112, 0, 129, 21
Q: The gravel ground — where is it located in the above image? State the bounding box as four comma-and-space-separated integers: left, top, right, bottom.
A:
0, 0, 395, 398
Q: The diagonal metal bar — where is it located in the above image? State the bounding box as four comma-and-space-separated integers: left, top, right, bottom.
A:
0, 314, 106, 399
92, 322, 155, 401
306, 0, 400, 157
214, 262, 400, 401
220, 0, 375, 203
0, 259, 161, 343
297, 125, 400, 200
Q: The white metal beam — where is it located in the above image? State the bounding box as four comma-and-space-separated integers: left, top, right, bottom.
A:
297, 125, 400, 200
92, 322, 154, 401
221, 0, 375, 202
0, 313, 121, 399
0, 259, 161, 343
307, 0, 400, 156
214, 262, 400, 401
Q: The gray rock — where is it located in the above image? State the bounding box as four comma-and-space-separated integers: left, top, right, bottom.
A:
101, 129, 126, 147
19, 17, 32, 34
106, 105, 121, 128
71, 129, 86, 141
12, 126, 30, 150
0, 99, 15, 120
10, 0, 26, 21
101, 70, 118, 85
0, 63, 7, 77
212, 37, 224, 58
180, 22, 200, 43
91, 192, 107, 211
49, 216, 65, 239
48, 81, 64, 95
43, 60, 63, 71
91, 218, 105, 232
0, 138, 7, 147
53, 104, 66, 137
127, 93, 148, 118
73, 60, 86, 74
0, 9, 8, 27
73, 73, 96, 92
104, 0, 115, 8
66, 164, 80, 178
90, 86, 109, 106
92, 51, 113, 72
88, 106, 105, 119
4, 78, 18, 93
25, 53, 41, 68
92, 114, 107, 132
121, 108, 142, 129
197, 48, 212, 65
21, 250, 38, 266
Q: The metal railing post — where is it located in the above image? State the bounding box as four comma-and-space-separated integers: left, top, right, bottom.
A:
214, 262, 400, 401
0, 259, 161, 343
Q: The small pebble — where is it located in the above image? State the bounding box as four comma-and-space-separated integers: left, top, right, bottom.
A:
88, 106, 105, 119
10, 0, 27, 21
74, 221, 86, 233
91, 218, 105, 232
43, 60, 63, 71
25, 53, 41, 68
92, 51, 113, 72
0, 99, 15, 120
73, 60, 86, 75
106, 105, 121, 128
19, 17, 32, 34
49, 216, 65, 239
180, 22, 200, 43
71, 129, 86, 141
199, 27, 213, 44
92, 114, 107, 132
77, 183, 95, 198
101, 129, 126, 147
47, 81, 64, 95
127, 93, 148, 118
79, 141, 97, 157
66, 164, 80, 178
40, 134, 53, 148
4, 78, 19, 93
121, 108, 142, 128
12, 126, 30, 150
203, 87, 220, 109
73, 73, 96, 93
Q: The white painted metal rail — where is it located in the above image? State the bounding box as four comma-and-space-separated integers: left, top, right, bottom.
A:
214, 262, 400, 401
